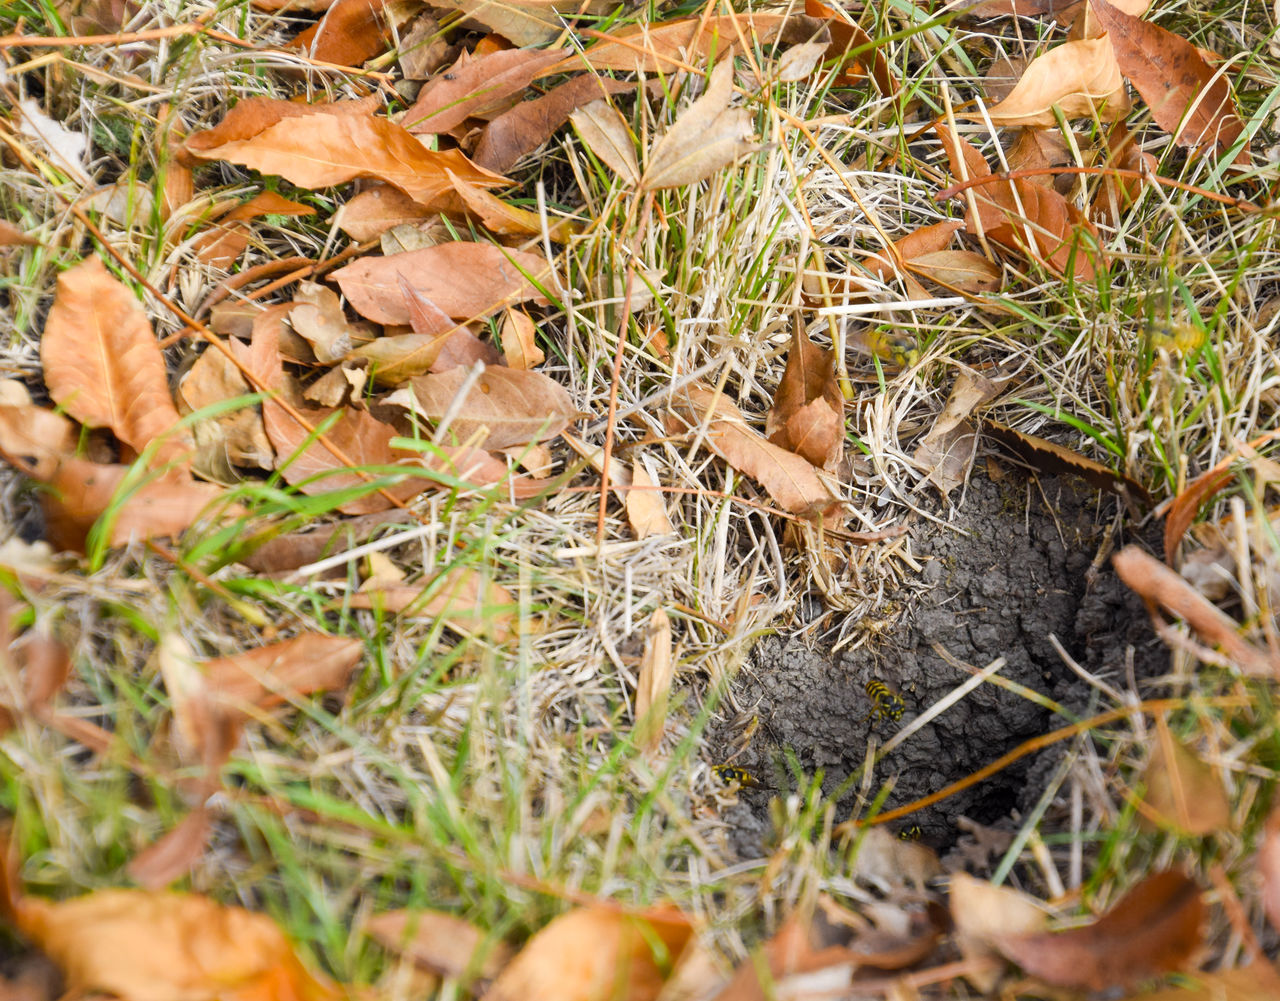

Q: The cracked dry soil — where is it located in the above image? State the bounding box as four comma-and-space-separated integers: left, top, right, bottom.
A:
716, 471, 1164, 858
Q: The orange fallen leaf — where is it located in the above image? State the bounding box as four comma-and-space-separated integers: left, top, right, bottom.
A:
0, 389, 76, 481
187, 102, 508, 210
367, 909, 513, 982
805, 0, 897, 93
570, 100, 640, 186
42, 256, 190, 467
194, 191, 315, 269
642, 60, 761, 191
978, 35, 1127, 127
0, 220, 38, 246
184, 95, 379, 154
332, 243, 550, 326
204, 633, 364, 713
127, 806, 214, 891
404, 47, 567, 134
950, 872, 1048, 992
1138, 717, 1230, 836
336, 184, 434, 241
634, 608, 673, 752
12, 887, 342, 1001
348, 566, 519, 639
669, 384, 842, 519
486, 904, 695, 1001
563, 433, 674, 539
990, 871, 1204, 991
392, 365, 576, 451
766, 320, 843, 471
287, 0, 415, 67
499, 308, 545, 370
1091, 0, 1248, 161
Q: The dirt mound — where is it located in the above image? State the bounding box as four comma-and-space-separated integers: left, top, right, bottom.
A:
716, 472, 1163, 856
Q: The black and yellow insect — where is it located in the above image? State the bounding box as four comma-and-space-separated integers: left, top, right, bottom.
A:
898, 824, 922, 841
712, 764, 762, 788
864, 679, 905, 723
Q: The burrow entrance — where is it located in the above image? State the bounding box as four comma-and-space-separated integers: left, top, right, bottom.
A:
712, 470, 1164, 859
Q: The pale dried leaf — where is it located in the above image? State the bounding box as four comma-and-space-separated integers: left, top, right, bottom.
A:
1139, 718, 1230, 836
634, 608, 673, 753
205, 633, 364, 712
563, 433, 673, 539
979, 36, 1128, 127
405, 47, 567, 134
909, 250, 1002, 292
399, 365, 575, 450
950, 872, 1048, 992
16, 99, 91, 186
127, 808, 213, 891
913, 370, 1002, 497
570, 101, 640, 186
430, 0, 611, 47
347, 566, 519, 639
333, 243, 550, 325
367, 909, 513, 981
336, 185, 434, 241
642, 60, 761, 190
500, 308, 544, 369
175, 346, 274, 472
42, 257, 190, 466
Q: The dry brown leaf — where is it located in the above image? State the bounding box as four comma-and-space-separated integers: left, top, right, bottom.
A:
935, 124, 1098, 279
1093, 121, 1157, 222
500, 308, 544, 369
404, 47, 567, 134
367, 909, 513, 982
711, 909, 858, 1001
394, 365, 575, 450
0, 394, 76, 481
333, 243, 549, 325
157, 630, 240, 777
347, 566, 519, 639
982, 419, 1151, 504
979, 36, 1128, 127
354, 333, 453, 386
184, 95, 379, 155
194, 191, 315, 269
246, 307, 429, 514
1259, 803, 1280, 935
42, 460, 226, 553
289, 281, 371, 364
176, 345, 274, 475
448, 171, 575, 238
205, 633, 364, 713
858, 220, 962, 285
570, 101, 640, 186
642, 60, 761, 191
0, 220, 39, 246
336, 185, 434, 241
546, 13, 825, 76
1091, 0, 1248, 161
431, 0, 610, 47
766, 320, 843, 471
563, 433, 673, 539
991, 871, 1204, 991
487, 904, 695, 1001
42, 257, 190, 467
187, 106, 508, 210
397, 271, 502, 375
1138, 718, 1230, 836
670, 384, 842, 519
287, 0, 416, 67
127, 807, 213, 891
475, 76, 635, 174
909, 250, 1002, 292
634, 608, 673, 753
1006, 126, 1072, 185
914, 369, 1004, 497
949, 872, 1048, 992
12, 888, 342, 1001
1113, 545, 1280, 677
1128, 965, 1280, 1001
804, 0, 896, 93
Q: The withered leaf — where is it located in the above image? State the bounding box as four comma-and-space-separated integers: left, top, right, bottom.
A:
563, 433, 674, 540
979, 36, 1128, 127
11, 888, 342, 1001
950, 872, 1048, 993
766, 320, 843, 471
982, 418, 1152, 504
1260, 803, 1280, 935
194, 191, 315, 269
634, 608, 673, 752
336, 185, 434, 242
395, 365, 575, 450
187, 106, 508, 210
206, 633, 363, 712
499, 308, 544, 370
184, 95, 379, 154
670, 384, 842, 519
405, 47, 567, 134
1138, 717, 1230, 836
333, 243, 550, 325
127, 807, 213, 891
0, 393, 76, 481
475, 76, 636, 175
430, 0, 612, 47
0, 220, 38, 246
991, 871, 1204, 991
859, 220, 963, 285
642, 60, 761, 191
42, 257, 190, 467
401, 275, 501, 371
287, 0, 416, 67
348, 566, 518, 639
805, 0, 896, 93
487, 905, 695, 1001
570, 101, 640, 186
1091, 0, 1248, 161
909, 250, 1002, 292
367, 909, 513, 982
914, 370, 1003, 497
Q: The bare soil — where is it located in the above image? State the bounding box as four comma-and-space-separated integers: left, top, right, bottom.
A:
714, 467, 1164, 861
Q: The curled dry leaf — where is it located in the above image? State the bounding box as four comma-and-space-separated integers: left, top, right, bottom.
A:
935, 124, 1098, 279
642, 60, 762, 191
336, 184, 434, 242
287, 0, 417, 67
184, 95, 380, 155
570, 100, 640, 186
430, 0, 612, 47
979, 36, 1128, 127
475, 76, 636, 175
448, 171, 576, 239
367, 909, 513, 982
1112, 544, 1280, 677
1138, 717, 1230, 836
990, 871, 1204, 992
949, 871, 1048, 992
42, 256, 190, 467
0, 391, 76, 482
853, 220, 963, 289
333, 243, 550, 326
634, 608, 673, 753
394, 365, 576, 450
347, 565, 519, 640
500, 308, 544, 370
186, 102, 508, 210
0, 220, 39, 246
205, 633, 364, 713
669, 384, 842, 519
766, 320, 844, 471
982, 419, 1151, 505
399, 272, 500, 371
563, 433, 674, 540
805, 0, 896, 93
909, 250, 1002, 292
246, 307, 430, 514
11, 888, 342, 1001
1091, 0, 1248, 161
194, 191, 315, 269
486, 904, 695, 1001
404, 47, 567, 134
289, 281, 370, 364
913, 369, 1004, 497
176, 344, 274, 475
